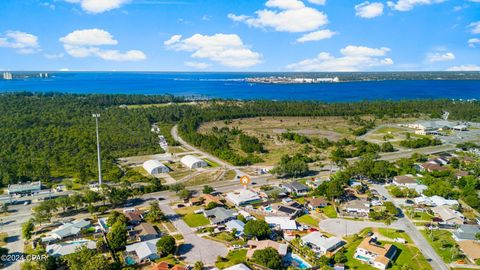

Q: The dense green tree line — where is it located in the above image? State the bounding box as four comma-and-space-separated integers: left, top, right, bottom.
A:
3, 93, 480, 186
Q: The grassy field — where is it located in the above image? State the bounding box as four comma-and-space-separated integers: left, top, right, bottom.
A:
321, 205, 338, 218
169, 170, 192, 181
204, 158, 220, 167
296, 214, 319, 227
175, 206, 210, 227
377, 228, 413, 243
208, 232, 246, 246
215, 249, 247, 269
420, 229, 458, 263
224, 169, 237, 180
183, 213, 210, 227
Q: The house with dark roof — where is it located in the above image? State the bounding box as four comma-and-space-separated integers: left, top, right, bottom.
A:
204, 207, 237, 224
452, 224, 480, 241
281, 181, 309, 195
125, 211, 143, 225
392, 176, 416, 186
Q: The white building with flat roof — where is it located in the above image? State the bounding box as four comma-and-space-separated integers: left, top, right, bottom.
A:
226, 189, 261, 206
301, 231, 345, 255
143, 160, 170, 174
180, 155, 208, 169
46, 239, 96, 257
7, 181, 41, 195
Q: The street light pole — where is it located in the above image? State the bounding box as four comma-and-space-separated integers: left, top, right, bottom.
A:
93, 113, 102, 186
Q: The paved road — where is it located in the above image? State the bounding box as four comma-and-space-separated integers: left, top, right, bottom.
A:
159, 204, 227, 265
373, 184, 449, 270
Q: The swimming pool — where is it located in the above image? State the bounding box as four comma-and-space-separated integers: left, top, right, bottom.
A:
285, 253, 311, 269
264, 205, 273, 212
355, 254, 371, 262
125, 256, 136, 265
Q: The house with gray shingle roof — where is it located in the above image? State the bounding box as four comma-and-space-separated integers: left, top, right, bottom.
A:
204, 207, 237, 224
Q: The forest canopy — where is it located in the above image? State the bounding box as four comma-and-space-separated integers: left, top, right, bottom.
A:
1, 92, 480, 187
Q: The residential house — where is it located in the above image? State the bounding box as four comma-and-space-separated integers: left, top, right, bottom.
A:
392, 176, 416, 186
354, 237, 397, 270
41, 219, 91, 243
308, 197, 329, 210
225, 219, 245, 236
281, 181, 309, 195
125, 210, 143, 225
246, 240, 288, 258
344, 200, 370, 216
204, 207, 237, 224
226, 189, 261, 206
274, 203, 303, 218
458, 241, 480, 263
280, 181, 309, 195
125, 238, 161, 263
46, 239, 96, 257
300, 231, 345, 255
264, 216, 298, 232
432, 205, 465, 225
306, 178, 329, 189
414, 195, 458, 207
134, 222, 160, 241
258, 186, 287, 198
151, 262, 186, 270
452, 224, 480, 241
420, 163, 449, 173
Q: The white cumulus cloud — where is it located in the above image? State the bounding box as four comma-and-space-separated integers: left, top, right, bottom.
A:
0, 30, 40, 54
427, 52, 455, 62
307, 0, 326, 5
355, 2, 384, 18
228, 0, 328, 33
296, 29, 336, 43
447, 65, 480, 71
469, 21, 480, 34
64, 0, 130, 14
468, 38, 480, 48
164, 33, 262, 68
387, 0, 445, 11
59, 28, 146, 61
287, 45, 393, 71
185, 62, 210, 69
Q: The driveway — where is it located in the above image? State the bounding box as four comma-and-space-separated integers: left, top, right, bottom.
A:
319, 218, 404, 237
159, 204, 227, 265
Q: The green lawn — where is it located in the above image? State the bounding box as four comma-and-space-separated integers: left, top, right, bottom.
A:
392, 242, 432, 270
182, 213, 210, 227
321, 205, 338, 218
215, 249, 247, 269
377, 228, 412, 243
209, 232, 246, 246
296, 214, 319, 227
204, 158, 220, 167
420, 229, 458, 263
411, 212, 433, 221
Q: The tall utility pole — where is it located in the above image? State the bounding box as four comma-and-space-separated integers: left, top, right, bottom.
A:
93, 113, 102, 186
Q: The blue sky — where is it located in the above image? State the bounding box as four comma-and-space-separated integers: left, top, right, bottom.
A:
0, 0, 479, 71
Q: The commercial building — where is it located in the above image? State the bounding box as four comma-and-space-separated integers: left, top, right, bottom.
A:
225, 189, 261, 206
7, 181, 41, 195
180, 155, 208, 169
143, 160, 170, 174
